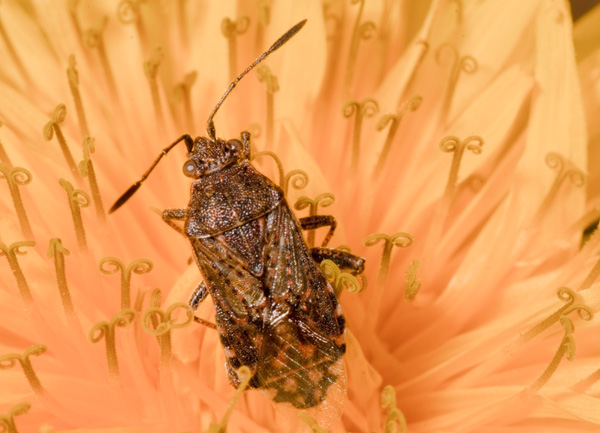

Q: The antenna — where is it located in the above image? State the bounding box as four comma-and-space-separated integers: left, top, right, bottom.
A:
206, 19, 306, 139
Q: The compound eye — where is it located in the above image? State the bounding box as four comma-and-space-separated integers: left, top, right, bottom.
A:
226, 139, 243, 153
182, 160, 198, 177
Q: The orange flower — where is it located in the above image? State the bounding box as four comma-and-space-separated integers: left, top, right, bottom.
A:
1, 1, 600, 432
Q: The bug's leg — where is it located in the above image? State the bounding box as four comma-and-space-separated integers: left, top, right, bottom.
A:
310, 247, 365, 275
299, 215, 337, 247
162, 208, 187, 236
189, 281, 217, 330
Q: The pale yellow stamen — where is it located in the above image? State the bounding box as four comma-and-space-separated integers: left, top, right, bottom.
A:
118, 0, 148, 52
0, 5, 31, 87
47, 238, 76, 319
250, 149, 309, 197
221, 16, 250, 81
439, 135, 484, 203
0, 241, 35, 306
374, 95, 422, 176
364, 232, 413, 286
381, 385, 407, 433
59, 178, 90, 253
98, 257, 153, 310
67, 0, 85, 52
344, 0, 377, 93
320, 259, 365, 296
43, 104, 79, 179
0, 163, 33, 239
173, 71, 197, 132
298, 412, 328, 433
205, 366, 252, 433
78, 137, 105, 225
0, 121, 12, 165
535, 152, 585, 219
526, 316, 575, 395
256, 0, 272, 46
578, 254, 600, 291
142, 301, 193, 367
144, 47, 165, 126
0, 402, 31, 433
84, 17, 118, 98
0, 345, 47, 396
257, 64, 279, 149
343, 98, 379, 172
404, 259, 421, 300
436, 45, 478, 121
66, 55, 90, 137
89, 309, 136, 386
294, 193, 335, 248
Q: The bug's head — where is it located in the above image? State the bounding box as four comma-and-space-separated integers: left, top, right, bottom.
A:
182, 136, 245, 179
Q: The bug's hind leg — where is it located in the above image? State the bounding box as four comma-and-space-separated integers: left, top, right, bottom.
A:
310, 247, 365, 276
299, 215, 337, 247
189, 281, 217, 330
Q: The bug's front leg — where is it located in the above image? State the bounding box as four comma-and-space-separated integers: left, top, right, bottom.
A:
310, 247, 365, 275
162, 208, 187, 235
189, 281, 217, 330
299, 215, 337, 247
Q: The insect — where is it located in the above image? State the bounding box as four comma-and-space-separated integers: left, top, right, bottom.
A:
109, 20, 365, 423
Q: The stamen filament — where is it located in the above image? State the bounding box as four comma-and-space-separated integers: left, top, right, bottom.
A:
144, 47, 165, 126
298, 412, 328, 433
59, 178, 90, 253
294, 193, 335, 248
364, 232, 413, 286
67, 0, 86, 52
405, 259, 421, 300
526, 316, 575, 394
535, 152, 585, 219
43, 104, 79, 179
257, 64, 279, 149
0, 402, 31, 433
439, 135, 484, 204
436, 45, 478, 121
78, 137, 106, 225
221, 16, 250, 80
579, 254, 600, 291
0, 7, 31, 87
142, 302, 193, 367
206, 366, 252, 433
98, 257, 153, 310
174, 71, 197, 132
0, 241, 35, 306
117, 0, 148, 52
0, 345, 47, 396
343, 98, 379, 172
47, 238, 76, 318
66, 56, 90, 137
84, 18, 118, 98
0, 163, 33, 239
89, 309, 136, 386
345, 0, 377, 93
251, 150, 285, 188
0, 122, 12, 166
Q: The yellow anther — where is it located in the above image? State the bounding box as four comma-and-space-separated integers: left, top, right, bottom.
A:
436, 44, 478, 121
0, 241, 35, 306
374, 96, 422, 176
142, 302, 193, 365
282, 169, 309, 197
404, 259, 421, 300
527, 316, 576, 394
536, 152, 585, 220
257, 64, 279, 149
78, 137, 106, 225
144, 46, 165, 125
320, 259, 365, 296
174, 71, 197, 132
43, 104, 79, 179
84, 17, 118, 98
221, 16, 250, 80
0, 402, 31, 433
66, 55, 90, 137
343, 98, 379, 171
381, 385, 407, 433
295, 193, 336, 248
439, 135, 484, 204
364, 232, 413, 286
345, 0, 377, 92
0, 345, 47, 396
47, 238, 76, 319
98, 257, 153, 310
59, 178, 90, 253
89, 309, 136, 386
0, 163, 33, 239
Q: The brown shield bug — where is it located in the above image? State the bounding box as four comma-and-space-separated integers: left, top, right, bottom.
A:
110, 20, 365, 424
